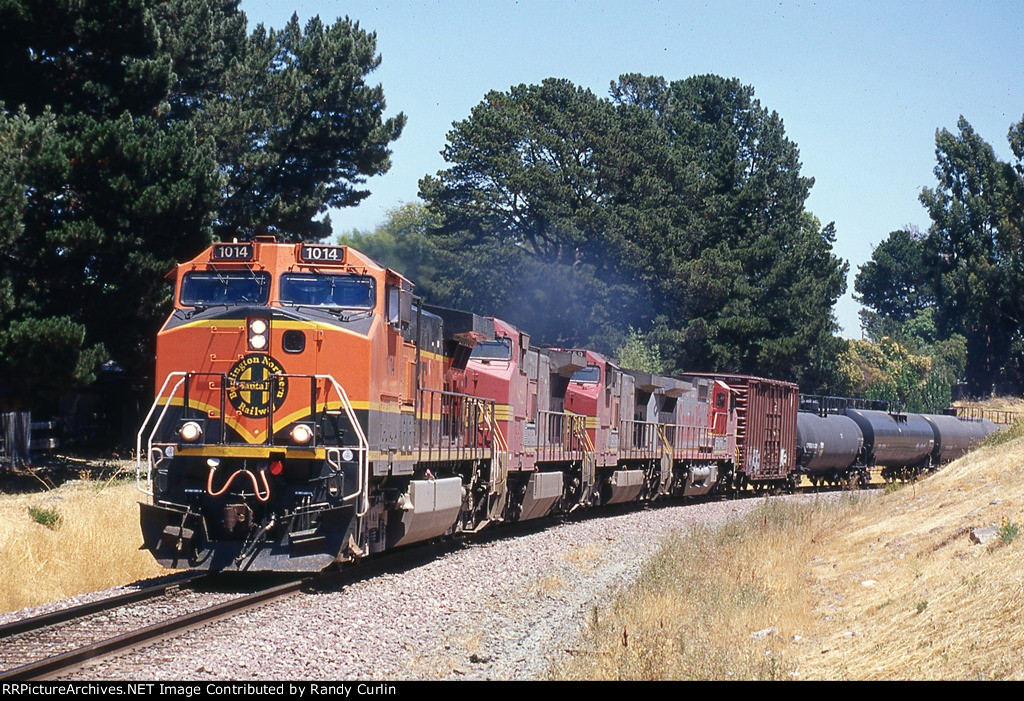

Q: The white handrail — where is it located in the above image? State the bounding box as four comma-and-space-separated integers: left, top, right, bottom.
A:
312, 375, 370, 518
135, 373, 188, 495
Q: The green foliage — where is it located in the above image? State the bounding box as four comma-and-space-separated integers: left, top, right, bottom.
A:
839, 334, 963, 413
982, 419, 1024, 448
998, 515, 1020, 544
28, 505, 62, 530
0, 1, 221, 386
340, 202, 445, 292
155, 0, 247, 121
918, 117, 1024, 395
202, 12, 406, 241
341, 202, 639, 348
415, 79, 650, 351
859, 116, 1024, 396
855, 227, 934, 333
884, 481, 905, 494
0, 1, 403, 408
419, 75, 848, 376
0, 317, 108, 407
615, 328, 668, 374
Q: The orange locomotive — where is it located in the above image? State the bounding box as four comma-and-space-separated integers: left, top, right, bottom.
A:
137, 239, 800, 572
137, 238, 501, 571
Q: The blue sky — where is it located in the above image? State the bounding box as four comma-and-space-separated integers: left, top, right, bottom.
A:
241, 0, 1024, 338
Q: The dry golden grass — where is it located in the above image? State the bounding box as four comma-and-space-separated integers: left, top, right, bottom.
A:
563, 543, 604, 572
551, 497, 849, 680
553, 432, 1024, 680
0, 477, 169, 614
530, 573, 566, 597
954, 396, 1024, 414
793, 437, 1024, 680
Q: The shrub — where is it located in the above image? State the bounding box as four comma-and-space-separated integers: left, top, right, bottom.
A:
28, 505, 62, 530
998, 515, 1020, 544
982, 419, 1024, 448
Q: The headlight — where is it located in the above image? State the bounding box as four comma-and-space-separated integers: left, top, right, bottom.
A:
248, 317, 270, 350
290, 424, 313, 445
341, 449, 354, 462
179, 421, 203, 442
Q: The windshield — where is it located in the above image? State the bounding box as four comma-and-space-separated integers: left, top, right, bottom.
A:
280, 273, 376, 309
180, 271, 270, 306
470, 338, 513, 361
571, 365, 601, 384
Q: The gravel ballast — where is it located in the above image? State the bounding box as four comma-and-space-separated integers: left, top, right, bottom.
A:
55, 493, 845, 680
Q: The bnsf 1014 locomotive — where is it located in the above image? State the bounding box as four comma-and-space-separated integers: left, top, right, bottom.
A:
136, 239, 995, 572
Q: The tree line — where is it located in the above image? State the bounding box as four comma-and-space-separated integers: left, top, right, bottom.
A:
351, 84, 1024, 408
349, 76, 849, 391
855, 116, 1024, 399
1, 1, 1017, 415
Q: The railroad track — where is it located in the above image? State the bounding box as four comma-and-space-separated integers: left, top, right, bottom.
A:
0, 536, 470, 681
0, 477, 888, 681
0, 574, 310, 680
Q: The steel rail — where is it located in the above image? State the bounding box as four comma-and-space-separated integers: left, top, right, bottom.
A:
0, 574, 207, 640
0, 577, 310, 681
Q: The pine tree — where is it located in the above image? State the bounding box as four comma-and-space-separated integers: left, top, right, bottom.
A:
0, 1, 404, 408
420, 74, 848, 381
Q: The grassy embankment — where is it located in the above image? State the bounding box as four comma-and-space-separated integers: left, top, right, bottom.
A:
0, 465, 169, 614
552, 422, 1024, 680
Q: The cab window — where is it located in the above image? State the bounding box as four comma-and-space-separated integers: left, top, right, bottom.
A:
470, 338, 513, 361
180, 271, 271, 306
570, 365, 601, 384
280, 274, 376, 308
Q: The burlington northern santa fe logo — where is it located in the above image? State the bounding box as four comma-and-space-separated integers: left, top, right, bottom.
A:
225, 354, 288, 418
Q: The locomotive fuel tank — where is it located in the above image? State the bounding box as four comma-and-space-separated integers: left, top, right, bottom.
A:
844, 409, 934, 468
795, 412, 863, 474
920, 414, 998, 464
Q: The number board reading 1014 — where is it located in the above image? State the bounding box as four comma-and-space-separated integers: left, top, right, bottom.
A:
300, 245, 345, 264
212, 243, 254, 261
